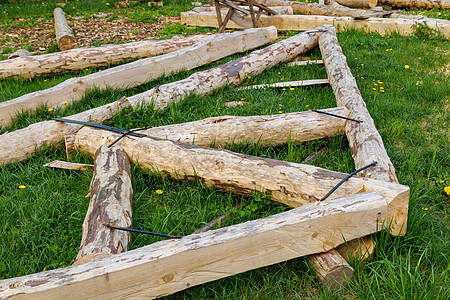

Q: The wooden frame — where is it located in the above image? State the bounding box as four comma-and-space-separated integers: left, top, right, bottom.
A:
0, 25, 409, 298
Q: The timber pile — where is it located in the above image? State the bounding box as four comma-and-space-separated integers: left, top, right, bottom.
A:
182, 1, 450, 38
0, 24, 411, 298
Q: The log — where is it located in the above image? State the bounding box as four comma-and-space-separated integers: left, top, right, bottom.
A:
336, 235, 375, 261
192, 4, 293, 14
7, 49, 32, 59
0, 26, 320, 166
318, 24, 408, 235
0, 97, 130, 165
54, 8, 78, 51
0, 35, 216, 80
259, 0, 371, 17
307, 249, 354, 289
240, 79, 330, 89
0, 27, 277, 128
0, 192, 388, 299
288, 59, 323, 66
73, 145, 133, 265
378, 0, 450, 9
127, 26, 322, 109
140, 107, 347, 147
72, 125, 410, 233
334, 0, 378, 8
180, 10, 450, 39
43, 160, 94, 171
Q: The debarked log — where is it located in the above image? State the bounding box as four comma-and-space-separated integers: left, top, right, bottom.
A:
0, 97, 130, 165
180, 11, 450, 39
54, 8, 78, 51
0, 27, 321, 166
127, 26, 323, 109
0, 27, 277, 128
0, 192, 387, 299
0, 35, 216, 80
378, 0, 450, 9
73, 145, 133, 265
334, 0, 377, 8
140, 107, 347, 147
73, 126, 410, 235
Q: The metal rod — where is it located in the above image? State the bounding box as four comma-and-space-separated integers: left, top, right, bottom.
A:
108, 127, 151, 148
105, 223, 182, 239
53, 118, 147, 137
311, 109, 362, 123
319, 162, 377, 202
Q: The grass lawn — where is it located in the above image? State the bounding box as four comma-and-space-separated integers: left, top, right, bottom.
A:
0, 0, 449, 299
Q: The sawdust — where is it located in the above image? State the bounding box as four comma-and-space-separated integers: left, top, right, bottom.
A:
0, 14, 180, 54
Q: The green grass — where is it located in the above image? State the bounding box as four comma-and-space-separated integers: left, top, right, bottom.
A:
0, 1, 449, 299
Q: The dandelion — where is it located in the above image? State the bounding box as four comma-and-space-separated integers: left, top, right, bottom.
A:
241, 98, 246, 101
306, 104, 309, 108
248, 76, 251, 79
361, 64, 364, 66
187, 69, 190, 71
355, 58, 357, 59
280, 78, 283, 80
290, 87, 294, 91
361, 77, 364, 79
386, 49, 389, 52
48, 108, 53, 112
445, 186, 450, 195
278, 111, 282, 113
378, 81, 383, 84
440, 180, 445, 183
279, 104, 282, 106
278, 72, 281, 74
404, 65, 410, 69
389, 49, 392, 51
44, 79, 47, 82
106, 2, 109, 5
155, 189, 163, 194
374, 83, 377, 86
18, 185, 26, 189
422, 207, 429, 211
282, 88, 286, 91
218, 107, 220, 109
380, 90, 385, 92
63, 101, 67, 105
372, 88, 376, 91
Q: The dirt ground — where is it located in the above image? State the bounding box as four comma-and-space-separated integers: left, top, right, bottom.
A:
0, 14, 181, 54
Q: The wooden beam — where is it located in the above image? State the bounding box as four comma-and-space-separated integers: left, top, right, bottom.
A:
318, 24, 408, 236
240, 79, 329, 89
43, 160, 94, 171
378, 0, 449, 9
0, 192, 388, 299
73, 125, 409, 227
140, 107, 346, 147
0, 35, 216, 80
180, 10, 450, 39
73, 145, 133, 265
0, 27, 277, 128
0, 27, 324, 166
54, 8, 78, 51
288, 59, 323, 66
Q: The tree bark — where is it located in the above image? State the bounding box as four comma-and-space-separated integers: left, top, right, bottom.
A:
0, 35, 216, 80
378, 0, 449, 9
181, 10, 450, 39
0, 192, 388, 299
318, 24, 407, 235
0, 27, 277, 128
73, 125, 409, 225
0, 97, 130, 165
43, 160, 93, 171
8, 49, 32, 59
73, 145, 133, 265
54, 8, 78, 51
241, 79, 330, 90
335, 0, 378, 8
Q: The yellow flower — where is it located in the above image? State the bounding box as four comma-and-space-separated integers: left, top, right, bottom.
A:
63, 101, 67, 105
381, 90, 385, 92
444, 186, 450, 195
18, 185, 26, 189
248, 76, 251, 79
439, 180, 445, 183
404, 65, 410, 69
44, 79, 47, 82
422, 207, 428, 211
155, 189, 163, 194
306, 104, 309, 108
372, 88, 376, 91
279, 104, 282, 106
290, 87, 294, 90
282, 88, 286, 91
241, 98, 246, 101
106, 2, 109, 5
280, 78, 283, 80
48, 108, 53, 112
361, 64, 364, 66
278, 111, 282, 113
361, 77, 364, 79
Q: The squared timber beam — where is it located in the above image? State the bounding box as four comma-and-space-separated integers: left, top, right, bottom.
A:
0, 192, 387, 299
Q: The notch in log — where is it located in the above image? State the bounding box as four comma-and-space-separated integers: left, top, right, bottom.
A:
54, 7, 78, 51
73, 144, 133, 265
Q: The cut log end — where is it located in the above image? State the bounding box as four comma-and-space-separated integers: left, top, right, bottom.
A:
58, 35, 78, 51
308, 249, 354, 289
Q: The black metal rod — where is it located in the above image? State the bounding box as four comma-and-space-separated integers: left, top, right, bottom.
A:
319, 162, 377, 202
108, 127, 151, 148
311, 109, 362, 123
53, 118, 147, 137
105, 223, 182, 239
